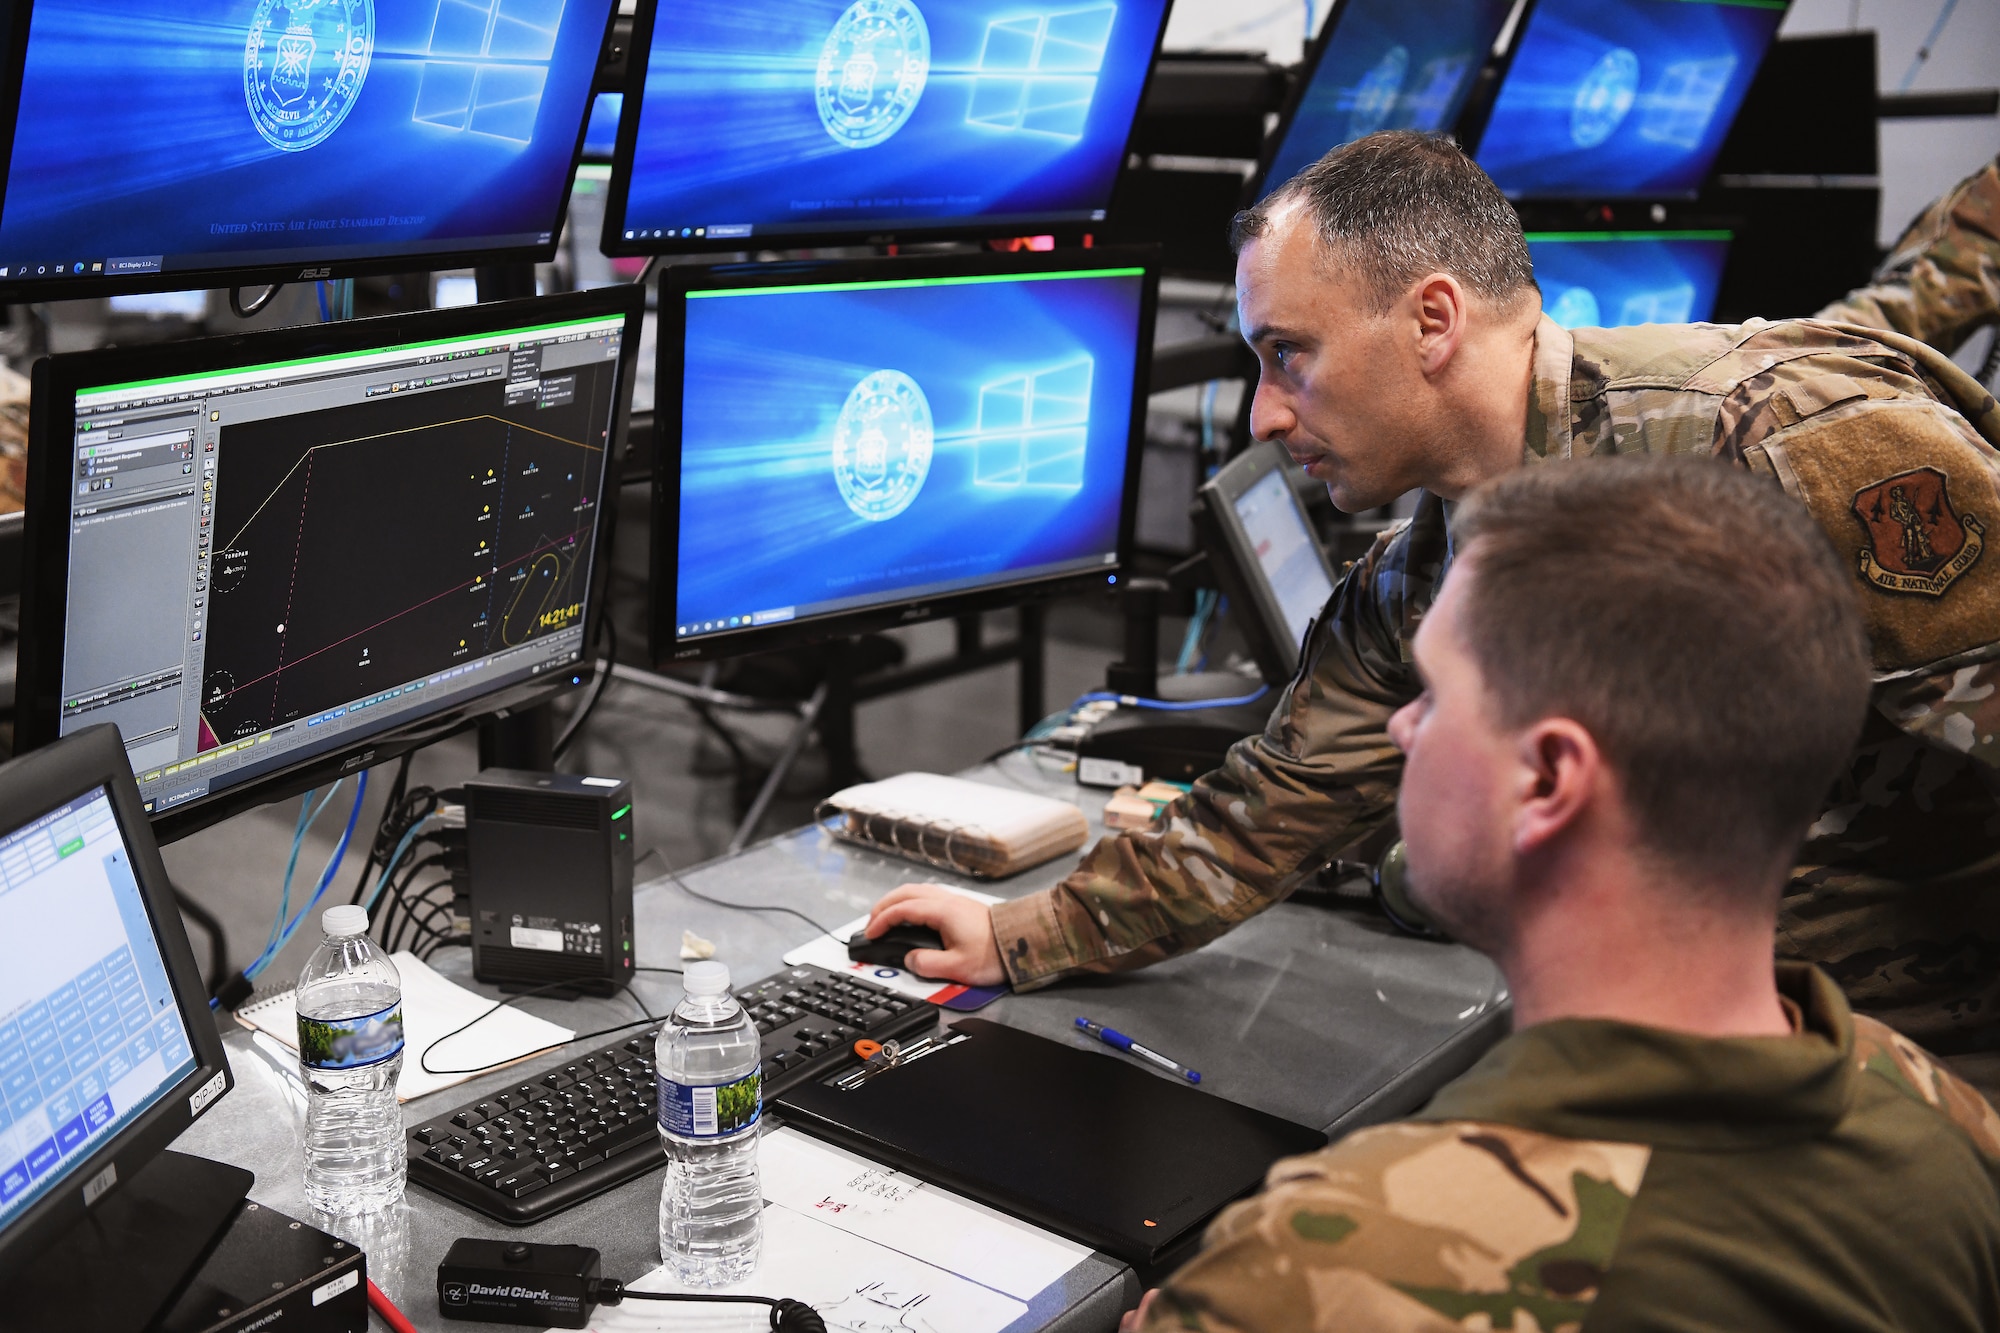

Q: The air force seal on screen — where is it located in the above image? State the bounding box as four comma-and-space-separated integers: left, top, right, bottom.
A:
244, 0, 374, 152
832, 370, 933, 522
816, 0, 930, 149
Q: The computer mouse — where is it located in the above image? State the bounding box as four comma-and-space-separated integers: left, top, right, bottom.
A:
847, 923, 945, 969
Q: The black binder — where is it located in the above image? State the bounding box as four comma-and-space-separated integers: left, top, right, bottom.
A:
773, 1018, 1327, 1275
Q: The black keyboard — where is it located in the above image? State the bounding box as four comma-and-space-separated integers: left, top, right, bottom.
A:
406, 964, 936, 1223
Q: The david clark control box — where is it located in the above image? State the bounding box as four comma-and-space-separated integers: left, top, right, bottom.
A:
466, 769, 634, 994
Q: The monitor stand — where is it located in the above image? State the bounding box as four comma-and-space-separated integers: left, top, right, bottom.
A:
1, 1149, 252, 1333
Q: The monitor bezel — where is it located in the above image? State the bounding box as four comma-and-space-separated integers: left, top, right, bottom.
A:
1465, 0, 1792, 202
18, 286, 646, 843
598, 0, 1176, 257
649, 246, 1160, 664
1249, 0, 1518, 203
1192, 440, 1337, 688
0, 0, 620, 303
0, 722, 234, 1283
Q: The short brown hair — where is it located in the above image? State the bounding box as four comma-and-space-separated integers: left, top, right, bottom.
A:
1452, 457, 1871, 885
1232, 131, 1537, 313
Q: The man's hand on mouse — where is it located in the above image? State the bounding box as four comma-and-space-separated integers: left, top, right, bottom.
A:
863, 884, 1006, 987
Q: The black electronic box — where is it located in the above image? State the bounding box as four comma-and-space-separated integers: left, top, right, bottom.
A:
158, 1198, 368, 1333
466, 769, 635, 994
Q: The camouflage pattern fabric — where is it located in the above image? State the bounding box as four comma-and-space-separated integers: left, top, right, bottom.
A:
1819, 154, 2000, 355
990, 315, 2000, 1094
1140, 965, 2000, 1333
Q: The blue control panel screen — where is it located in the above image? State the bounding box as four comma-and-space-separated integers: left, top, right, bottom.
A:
671, 268, 1145, 641
613, 0, 1172, 246
0, 0, 615, 293
1261, 0, 1514, 196
1475, 0, 1787, 198
1527, 230, 1731, 327
0, 789, 195, 1224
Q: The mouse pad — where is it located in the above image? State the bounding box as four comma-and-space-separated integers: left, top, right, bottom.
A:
773, 1017, 1326, 1269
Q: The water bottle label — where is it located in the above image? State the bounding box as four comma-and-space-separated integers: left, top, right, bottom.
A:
657, 1069, 760, 1138
297, 1002, 404, 1070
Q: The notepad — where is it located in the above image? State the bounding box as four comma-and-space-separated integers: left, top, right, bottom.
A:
818, 772, 1089, 878
232, 951, 574, 1103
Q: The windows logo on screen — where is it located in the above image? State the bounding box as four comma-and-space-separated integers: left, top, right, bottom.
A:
966, 5, 1117, 140
973, 357, 1092, 489
413, 0, 566, 144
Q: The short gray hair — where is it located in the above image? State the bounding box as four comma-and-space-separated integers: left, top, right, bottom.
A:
1233, 131, 1537, 313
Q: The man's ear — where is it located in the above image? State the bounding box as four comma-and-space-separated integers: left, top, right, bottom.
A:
1411, 272, 1469, 377
1511, 717, 1600, 857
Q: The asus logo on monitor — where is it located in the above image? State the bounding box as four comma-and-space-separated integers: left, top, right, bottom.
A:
298, 266, 333, 279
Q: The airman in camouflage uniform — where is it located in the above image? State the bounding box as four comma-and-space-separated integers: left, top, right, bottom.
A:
992, 313, 2000, 1089
1138, 965, 2000, 1333
1819, 154, 2000, 355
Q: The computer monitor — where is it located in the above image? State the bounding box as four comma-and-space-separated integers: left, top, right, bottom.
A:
601, 0, 1174, 254
1526, 228, 1732, 327
1257, 0, 1516, 199
1192, 442, 1337, 686
1472, 0, 1789, 199
0, 0, 618, 301
651, 249, 1158, 662
0, 724, 237, 1301
581, 90, 623, 161
19, 287, 645, 841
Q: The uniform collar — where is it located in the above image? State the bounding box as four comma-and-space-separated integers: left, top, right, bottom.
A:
1417, 964, 1856, 1151
1524, 314, 1575, 464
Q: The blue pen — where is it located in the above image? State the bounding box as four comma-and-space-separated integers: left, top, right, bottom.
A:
1076, 1017, 1201, 1084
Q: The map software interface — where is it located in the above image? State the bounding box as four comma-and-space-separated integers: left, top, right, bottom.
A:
1475, 0, 1786, 198
673, 266, 1146, 643
0, 0, 616, 293
1231, 468, 1332, 650
1527, 230, 1732, 328
614, 0, 1172, 245
0, 788, 196, 1223
57, 312, 625, 816
1261, 0, 1514, 197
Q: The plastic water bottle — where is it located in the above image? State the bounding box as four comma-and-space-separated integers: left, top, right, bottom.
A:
296, 905, 406, 1215
656, 961, 763, 1285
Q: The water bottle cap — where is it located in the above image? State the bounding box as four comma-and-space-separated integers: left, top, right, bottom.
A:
683, 960, 731, 996
322, 905, 369, 937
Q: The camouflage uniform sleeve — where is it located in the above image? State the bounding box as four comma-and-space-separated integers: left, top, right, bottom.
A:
990, 516, 1430, 989
1137, 1121, 1653, 1333
1815, 155, 2000, 353
1853, 1014, 2000, 1158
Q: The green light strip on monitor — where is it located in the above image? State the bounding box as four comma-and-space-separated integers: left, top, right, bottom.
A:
76, 315, 621, 403
687, 267, 1147, 300
1525, 230, 1734, 242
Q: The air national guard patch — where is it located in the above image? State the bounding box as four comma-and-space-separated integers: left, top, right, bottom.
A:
1851, 466, 1984, 597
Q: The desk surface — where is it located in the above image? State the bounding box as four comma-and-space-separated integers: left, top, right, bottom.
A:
171, 754, 1508, 1332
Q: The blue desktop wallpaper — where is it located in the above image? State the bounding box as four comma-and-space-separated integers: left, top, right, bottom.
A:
618, 0, 1172, 241
673, 272, 1144, 633
1475, 0, 1786, 198
1528, 232, 1731, 327
1262, 0, 1514, 196
0, 0, 614, 276
582, 91, 622, 158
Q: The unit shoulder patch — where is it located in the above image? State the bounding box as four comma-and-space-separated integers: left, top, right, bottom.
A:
1851, 465, 1986, 597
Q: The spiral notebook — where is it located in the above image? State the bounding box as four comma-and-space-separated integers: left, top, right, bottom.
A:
231, 950, 574, 1103
818, 773, 1090, 879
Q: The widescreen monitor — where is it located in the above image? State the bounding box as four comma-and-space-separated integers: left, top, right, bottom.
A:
0, 0, 618, 302
19, 287, 644, 841
603, 0, 1173, 254
1258, 0, 1516, 198
1526, 229, 1731, 327
0, 724, 234, 1288
652, 251, 1157, 661
1473, 0, 1789, 198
